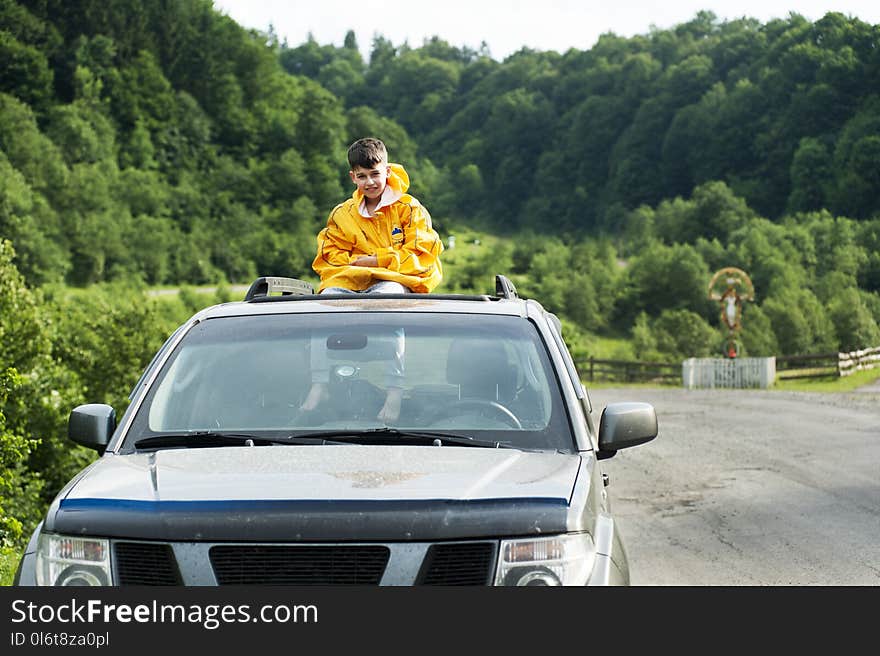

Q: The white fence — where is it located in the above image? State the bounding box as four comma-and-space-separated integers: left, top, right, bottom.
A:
682, 357, 776, 389
838, 346, 880, 376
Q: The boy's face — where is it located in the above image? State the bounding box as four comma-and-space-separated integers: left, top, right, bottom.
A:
349, 162, 391, 201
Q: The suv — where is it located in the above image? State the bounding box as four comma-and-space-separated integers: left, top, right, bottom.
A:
15, 275, 657, 586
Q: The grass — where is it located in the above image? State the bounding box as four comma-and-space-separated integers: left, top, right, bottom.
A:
581, 335, 636, 360
771, 367, 880, 393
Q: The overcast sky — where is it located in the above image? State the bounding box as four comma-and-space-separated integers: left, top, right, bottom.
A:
211, 1, 880, 61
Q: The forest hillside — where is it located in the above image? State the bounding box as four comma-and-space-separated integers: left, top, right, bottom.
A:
1, 0, 880, 563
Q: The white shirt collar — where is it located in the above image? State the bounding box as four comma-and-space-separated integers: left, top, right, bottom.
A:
359, 185, 403, 218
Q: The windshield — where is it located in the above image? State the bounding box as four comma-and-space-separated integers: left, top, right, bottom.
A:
123, 312, 574, 452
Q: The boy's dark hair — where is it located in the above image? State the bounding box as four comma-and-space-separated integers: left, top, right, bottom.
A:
348, 137, 388, 169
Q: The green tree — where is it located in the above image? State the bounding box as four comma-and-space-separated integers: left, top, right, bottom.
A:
0, 367, 43, 552
614, 241, 709, 328
827, 287, 880, 351
376, 51, 460, 135
43, 283, 179, 412
0, 239, 48, 371
738, 303, 778, 356
856, 220, 880, 293
762, 288, 836, 355
44, 101, 116, 166
0, 30, 54, 110
481, 88, 554, 225
834, 133, 880, 218
0, 92, 69, 196
632, 308, 718, 361
0, 239, 71, 547
441, 236, 513, 294
317, 58, 365, 104
0, 152, 70, 284
651, 181, 754, 245
290, 76, 347, 162
728, 217, 809, 299
280, 35, 333, 78
787, 137, 832, 213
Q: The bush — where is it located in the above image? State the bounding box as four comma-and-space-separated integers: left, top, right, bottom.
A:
632, 309, 718, 361
0, 368, 42, 551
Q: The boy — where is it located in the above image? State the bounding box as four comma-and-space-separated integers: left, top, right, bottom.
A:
312, 137, 443, 294
303, 138, 444, 421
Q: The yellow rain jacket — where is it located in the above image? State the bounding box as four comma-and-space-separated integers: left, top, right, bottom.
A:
312, 163, 444, 293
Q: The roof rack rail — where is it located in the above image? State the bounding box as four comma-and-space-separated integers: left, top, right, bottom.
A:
245, 276, 315, 301
495, 274, 518, 299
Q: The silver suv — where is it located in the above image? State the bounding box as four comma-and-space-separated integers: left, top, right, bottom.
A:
15, 275, 657, 586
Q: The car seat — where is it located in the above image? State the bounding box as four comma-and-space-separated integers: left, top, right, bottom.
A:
445, 338, 517, 403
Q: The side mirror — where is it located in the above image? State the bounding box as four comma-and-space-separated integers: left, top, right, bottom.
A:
597, 402, 657, 460
68, 404, 116, 454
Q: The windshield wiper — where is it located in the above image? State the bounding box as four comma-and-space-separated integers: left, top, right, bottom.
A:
286, 428, 510, 448
133, 431, 339, 450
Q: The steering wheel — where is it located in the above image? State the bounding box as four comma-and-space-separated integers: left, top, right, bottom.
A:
435, 399, 522, 429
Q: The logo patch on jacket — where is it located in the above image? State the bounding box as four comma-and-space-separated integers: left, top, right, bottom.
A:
391, 225, 404, 247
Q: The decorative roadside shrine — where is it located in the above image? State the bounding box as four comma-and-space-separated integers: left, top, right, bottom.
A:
707, 267, 755, 358
683, 267, 775, 388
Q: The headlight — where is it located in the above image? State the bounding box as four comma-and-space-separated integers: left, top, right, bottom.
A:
495, 534, 595, 586
35, 534, 111, 586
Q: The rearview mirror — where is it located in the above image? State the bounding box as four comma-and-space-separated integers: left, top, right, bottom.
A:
68, 404, 116, 454
597, 402, 657, 459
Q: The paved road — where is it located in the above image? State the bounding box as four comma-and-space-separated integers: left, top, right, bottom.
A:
856, 376, 880, 394
588, 385, 880, 585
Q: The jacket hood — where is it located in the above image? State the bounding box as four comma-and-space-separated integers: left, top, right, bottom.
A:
52, 446, 583, 541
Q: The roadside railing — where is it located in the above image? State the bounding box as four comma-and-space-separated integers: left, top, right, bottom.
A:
579, 346, 880, 385
578, 358, 679, 384
775, 352, 839, 380
838, 345, 880, 377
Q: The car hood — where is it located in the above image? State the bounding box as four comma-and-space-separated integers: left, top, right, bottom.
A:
52, 446, 584, 541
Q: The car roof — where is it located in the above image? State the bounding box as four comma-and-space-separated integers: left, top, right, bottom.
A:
191, 276, 547, 322
199, 294, 531, 319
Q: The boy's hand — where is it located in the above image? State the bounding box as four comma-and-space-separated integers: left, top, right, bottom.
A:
300, 382, 328, 411
377, 387, 402, 423
352, 255, 378, 267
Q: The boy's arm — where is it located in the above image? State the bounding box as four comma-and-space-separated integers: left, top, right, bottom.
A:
374, 203, 444, 285
313, 211, 360, 277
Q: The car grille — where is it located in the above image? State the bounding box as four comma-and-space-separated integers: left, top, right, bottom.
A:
209, 545, 391, 585
110, 541, 498, 585
417, 542, 496, 585
114, 542, 182, 585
